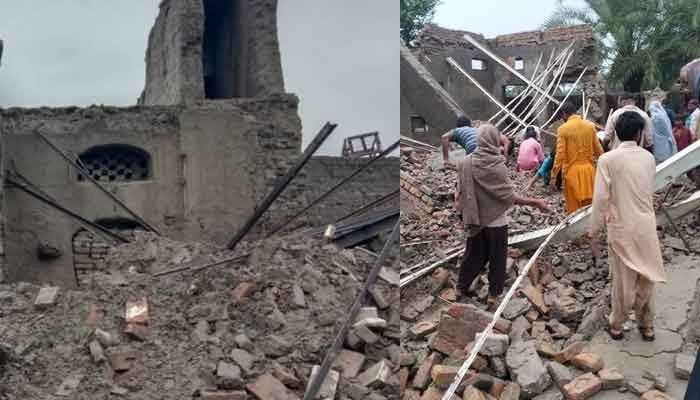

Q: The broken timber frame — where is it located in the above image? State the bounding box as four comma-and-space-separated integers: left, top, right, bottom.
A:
34, 129, 161, 235
6, 173, 130, 244
463, 34, 563, 107
302, 221, 399, 400
226, 122, 338, 250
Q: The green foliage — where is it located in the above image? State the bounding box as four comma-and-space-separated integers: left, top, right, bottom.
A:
400, 0, 441, 45
543, 0, 700, 92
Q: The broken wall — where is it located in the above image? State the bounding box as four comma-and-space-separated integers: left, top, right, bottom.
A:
140, 0, 285, 105
402, 23, 604, 134
0, 97, 301, 287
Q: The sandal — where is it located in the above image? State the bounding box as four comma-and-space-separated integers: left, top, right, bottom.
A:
605, 325, 624, 341
639, 326, 655, 342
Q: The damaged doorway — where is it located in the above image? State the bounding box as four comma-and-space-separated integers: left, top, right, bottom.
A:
72, 218, 144, 286
202, 0, 248, 98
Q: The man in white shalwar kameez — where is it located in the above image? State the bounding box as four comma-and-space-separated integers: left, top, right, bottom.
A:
589, 111, 667, 341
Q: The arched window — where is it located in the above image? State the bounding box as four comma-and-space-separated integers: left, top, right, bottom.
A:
77, 144, 151, 182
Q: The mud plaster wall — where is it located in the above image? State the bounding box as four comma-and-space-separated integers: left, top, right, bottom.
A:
263, 156, 400, 235
0, 98, 301, 287
140, 0, 284, 105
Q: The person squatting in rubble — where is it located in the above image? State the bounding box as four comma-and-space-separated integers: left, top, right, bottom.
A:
516, 126, 545, 172
442, 116, 510, 169
550, 102, 604, 214
455, 124, 550, 308
589, 111, 667, 342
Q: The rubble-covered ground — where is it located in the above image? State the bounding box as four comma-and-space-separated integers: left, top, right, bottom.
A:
0, 231, 400, 400
400, 145, 699, 400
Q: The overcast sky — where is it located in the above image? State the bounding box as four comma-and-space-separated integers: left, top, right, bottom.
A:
0, 1, 397, 156
433, 0, 588, 38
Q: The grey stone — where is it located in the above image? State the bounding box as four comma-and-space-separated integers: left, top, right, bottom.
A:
56, 374, 83, 397
94, 329, 120, 347
489, 357, 508, 379
675, 353, 694, 380
643, 370, 668, 392
475, 332, 509, 356
306, 365, 339, 400
356, 359, 392, 388
503, 297, 531, 320
34, 286, 59, 309
233, 333, 254, 351
230, 348, 255, 375
626, 375, 655, 395
216, 361, 244, 390
505, 340, 552, 398
292, 284, 306, 308
88, 340, 106, 364
546, 361, 572, 389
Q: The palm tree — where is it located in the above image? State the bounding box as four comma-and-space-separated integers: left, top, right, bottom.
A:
543, 0, 700, 92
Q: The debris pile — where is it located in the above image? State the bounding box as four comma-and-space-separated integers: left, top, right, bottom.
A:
0, 232, 399, 400
400, 146, 700, 400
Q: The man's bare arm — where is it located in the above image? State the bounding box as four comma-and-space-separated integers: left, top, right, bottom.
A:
441, 130, 454, 164
500, 134, 511, 156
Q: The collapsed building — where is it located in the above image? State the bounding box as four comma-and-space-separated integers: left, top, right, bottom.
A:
400, 24, 606, 145
0, 0, 398, 288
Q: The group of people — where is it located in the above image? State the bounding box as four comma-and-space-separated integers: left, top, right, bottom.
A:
443, 94, 700, 343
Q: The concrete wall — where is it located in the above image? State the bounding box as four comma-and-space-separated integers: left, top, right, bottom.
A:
140, 0, 285, 105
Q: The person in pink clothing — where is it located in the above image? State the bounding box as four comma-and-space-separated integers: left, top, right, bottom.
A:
517, 126, 545, 171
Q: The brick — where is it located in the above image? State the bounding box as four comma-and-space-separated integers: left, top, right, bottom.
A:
571, 353, 604, 373
499, 382, 520, 400
399, 368, 409, 393
418, 386, 459, 400
201, 391, 248, 400
412, 352, 438, 389
640, 390, 674, 400
675, 353, 694, 380
291, 285, 306, 308
521, 285, 549, 314
94, 328, 120, 347
124, 323, 151, 341
230, 349, 256, 375
85, 304, 105, 327
125, 297, 149, 324
306, 365, 339, 400
357, 359, 392, 389
404, 389, 420, 400
462, 385, 490, 400
352, 317, 387, 330
562, 372, 602, 400
430, 315, 477, 355
352, 324, 379, 344
409, 321, 438, 339
447, 303, 511, 334
232, 282, 257, 304
546, 361, 572, 389
88, 340, 106, 364
430, 364, 459, 388
107, 350, 137, 372
247, 373, 299, 400
536, 341, 559, 359
271, 363, 301, 389
34, 286, 59, 309
331, 349, 365, 378
554, 341, 586, 364
597, 368, 624, 389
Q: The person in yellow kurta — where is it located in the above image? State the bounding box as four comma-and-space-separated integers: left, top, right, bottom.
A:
589, 111, 666, 341
550, 102, 604, 214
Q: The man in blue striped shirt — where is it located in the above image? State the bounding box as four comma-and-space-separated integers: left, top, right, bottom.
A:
442, 116, 510, 168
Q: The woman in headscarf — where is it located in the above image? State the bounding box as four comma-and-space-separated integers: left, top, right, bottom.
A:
455, 124, 550, 308
649, 100, 678, 164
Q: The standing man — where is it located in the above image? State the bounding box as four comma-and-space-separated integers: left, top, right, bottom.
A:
442, 116, 510, 168
686, 99, 700, 136
455, 124, 549, 308
603, 94, 653, 151
589, 111, 666, 341
550, 102, 604, 214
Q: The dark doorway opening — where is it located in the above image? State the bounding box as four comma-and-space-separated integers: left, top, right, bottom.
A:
202, 0, 245, 99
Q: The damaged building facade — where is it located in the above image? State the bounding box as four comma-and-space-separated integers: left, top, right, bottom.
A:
0, 0, 397, 288
401, 24, 606, 145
